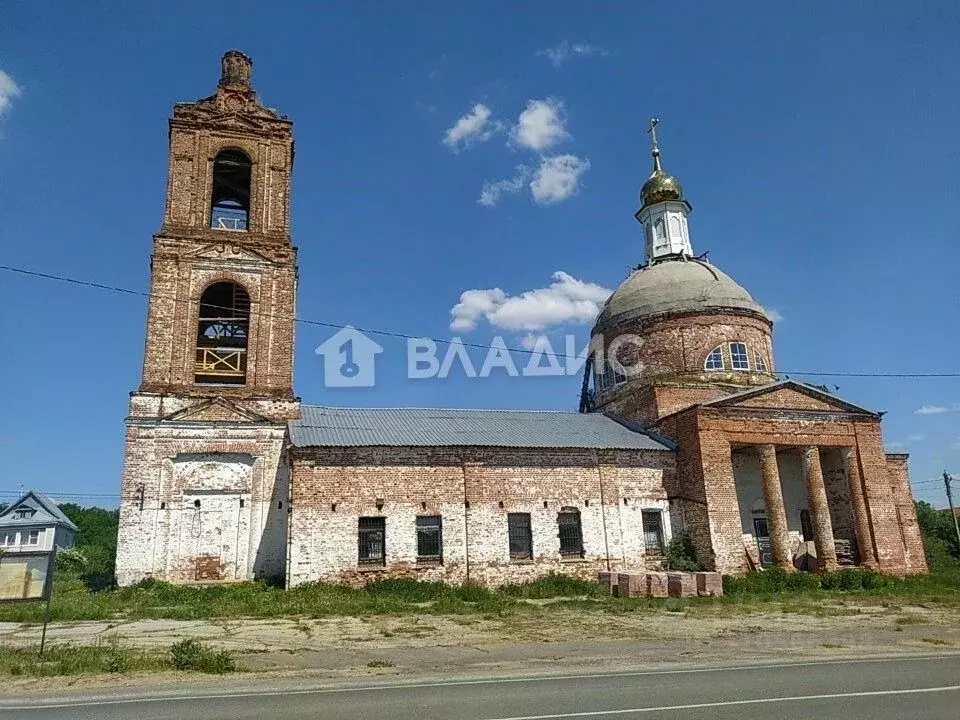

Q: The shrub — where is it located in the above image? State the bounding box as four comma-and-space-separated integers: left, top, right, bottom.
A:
665, 532, 702, 572
169, 639, 236, 674
56, 547, 88, 576
820, 568, 889, 591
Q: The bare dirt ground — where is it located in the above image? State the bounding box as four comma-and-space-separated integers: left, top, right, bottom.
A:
3, 599, 959, 695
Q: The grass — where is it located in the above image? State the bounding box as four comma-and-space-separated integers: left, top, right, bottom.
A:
169, 639, 236, 674
894, 615, 928, 626
0, 640, 238, 677
0, 569, 957, 625
366, 659, 395, 668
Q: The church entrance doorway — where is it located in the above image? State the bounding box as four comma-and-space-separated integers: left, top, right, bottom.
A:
753, 517, 774, 567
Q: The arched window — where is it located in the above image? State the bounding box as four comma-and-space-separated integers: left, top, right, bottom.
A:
194, 281, 250, 385
653, 217, 666, 248
210, 149, 251, 231
557, 507, 584, 558
729, 342, 750, 370
704, 345, 724, 371
754, 350, 768, 373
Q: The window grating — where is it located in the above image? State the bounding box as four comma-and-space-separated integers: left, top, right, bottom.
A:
641, 510, 664, 555
558, 508, 584, 558
416, 515, 442, 561
729, 342, 749, 370
507, 513, 533, 560
358, 517, 386, 566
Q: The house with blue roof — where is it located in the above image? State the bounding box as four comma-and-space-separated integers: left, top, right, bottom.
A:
0, 491, 78, 555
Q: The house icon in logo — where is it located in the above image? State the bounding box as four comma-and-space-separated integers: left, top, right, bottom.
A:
315, 326, 384, 388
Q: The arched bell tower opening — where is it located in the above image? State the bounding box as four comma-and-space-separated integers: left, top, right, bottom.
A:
195, 281, 251, 385
210, 149, 252, 231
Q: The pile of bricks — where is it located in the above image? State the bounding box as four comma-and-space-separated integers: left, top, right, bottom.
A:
598, 570, 722, 598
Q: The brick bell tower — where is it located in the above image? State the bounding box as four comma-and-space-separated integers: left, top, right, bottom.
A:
115, 51, 299, 586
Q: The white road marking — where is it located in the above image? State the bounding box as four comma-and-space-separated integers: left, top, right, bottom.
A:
3, 653, 959, 710
480, 685, 960, 720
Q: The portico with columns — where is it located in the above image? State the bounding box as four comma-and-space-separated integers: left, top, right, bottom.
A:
652, 380, 926, 576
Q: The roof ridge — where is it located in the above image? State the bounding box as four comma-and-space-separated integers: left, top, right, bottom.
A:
298, 405, 583, 414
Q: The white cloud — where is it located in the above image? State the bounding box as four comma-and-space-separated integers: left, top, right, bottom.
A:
443, 103, 498, 151
0, 70, 21, 116
478, 166, 530, 207
915, 405, 952, 415
449, 271, 612, 332
765, 308, 784, 323
449, 288, 507, 332
511, 98, 568, 151
530, 154, 590, 204
537, 41, 608, 67
906, 434, 925, 443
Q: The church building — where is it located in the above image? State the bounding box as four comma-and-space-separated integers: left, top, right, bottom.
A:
115, 52, 927, 587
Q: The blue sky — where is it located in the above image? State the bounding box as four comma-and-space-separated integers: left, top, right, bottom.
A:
1, 2, 958, 508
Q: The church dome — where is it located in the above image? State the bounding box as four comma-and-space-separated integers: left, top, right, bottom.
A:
595, 258, 770, 329
640, 171, 683, 207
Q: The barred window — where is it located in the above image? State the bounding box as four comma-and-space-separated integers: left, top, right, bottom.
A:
754, 350, 768, 372
358, 517, 386, 566
507, 513, 533, 560
416, 515, 442, 561
729, 342, 750, 370
641, 510, 664, 555
558, 507, 584, 558
704, 346, 724, 371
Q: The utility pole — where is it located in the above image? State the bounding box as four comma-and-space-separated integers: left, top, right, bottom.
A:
945, 472, 960, 552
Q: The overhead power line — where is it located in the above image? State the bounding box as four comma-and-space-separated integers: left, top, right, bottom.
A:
2, 262, 960, 379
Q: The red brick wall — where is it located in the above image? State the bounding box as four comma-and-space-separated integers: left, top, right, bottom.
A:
592, 311, 776, 426
287, 445, 677, 587
885, 453, 927, 574
652, 405, 927, 576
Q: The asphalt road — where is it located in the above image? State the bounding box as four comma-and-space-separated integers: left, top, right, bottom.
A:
4, 654, 959, 720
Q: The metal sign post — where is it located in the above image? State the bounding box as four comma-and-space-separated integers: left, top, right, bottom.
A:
38, 547, 57, 658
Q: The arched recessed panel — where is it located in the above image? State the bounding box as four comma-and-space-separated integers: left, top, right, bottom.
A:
210, 149, 251, 231
194, 281, 250, 385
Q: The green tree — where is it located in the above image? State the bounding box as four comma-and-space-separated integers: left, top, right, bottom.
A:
665, 530, 703, 572
915, 501, 960, 570
58, 504, 119, 590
